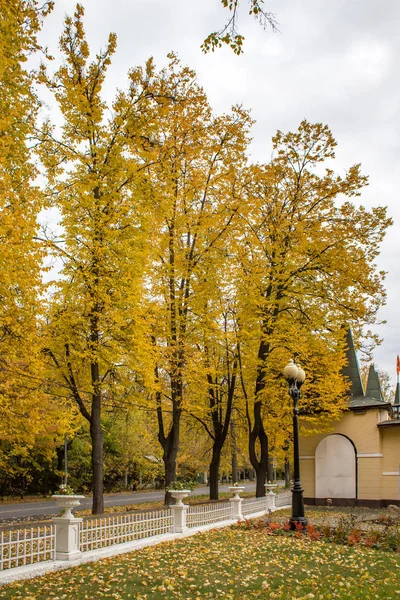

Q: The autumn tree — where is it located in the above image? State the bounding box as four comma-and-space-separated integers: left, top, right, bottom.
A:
38, 5, 156, 514
234, 121, 392, 496
99, 404, 162, 490
142, 56, 252, 501
203, 0, 278, 54
0, 0, 77, 486
185, 263, 239, 500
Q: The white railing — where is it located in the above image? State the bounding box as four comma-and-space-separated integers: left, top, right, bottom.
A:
187, 502, 233, 528
0, 524, 56, 571
275, 491, 292, 507
80, 509, 173, 552
242, 496, 268, 516
0, 489, 292, 576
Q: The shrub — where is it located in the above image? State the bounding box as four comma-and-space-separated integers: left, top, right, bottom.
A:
347, 529, 362, 546
306, 524, 322, 541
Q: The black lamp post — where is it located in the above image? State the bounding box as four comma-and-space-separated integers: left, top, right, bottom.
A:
283, 359, 307, 529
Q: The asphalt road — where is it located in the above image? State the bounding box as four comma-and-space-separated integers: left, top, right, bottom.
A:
0, 483, 259, 522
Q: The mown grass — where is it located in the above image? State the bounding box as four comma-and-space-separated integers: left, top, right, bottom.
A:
1, 522, 399, 599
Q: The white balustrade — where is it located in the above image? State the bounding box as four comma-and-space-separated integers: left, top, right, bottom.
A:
0, 487, 291, 575
187, 501, 233, 527
275, 490, 292, 507
242, 496, 268, 516
80, 509, 173, 552
0, 525, 56, 571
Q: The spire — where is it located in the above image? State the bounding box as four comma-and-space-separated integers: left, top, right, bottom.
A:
342, 329, 364, 398
394, 382, 400, 407
392, 357, 400, 419
365, 364, 382, 401
392, 382, 400, 420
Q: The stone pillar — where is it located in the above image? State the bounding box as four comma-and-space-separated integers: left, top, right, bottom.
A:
170, 503, 188, 533
265, 483, 277, 510
53, 517, 82, 561
229, 485, 245, 521
229, 496, 244, 521
169, 490, 191, 533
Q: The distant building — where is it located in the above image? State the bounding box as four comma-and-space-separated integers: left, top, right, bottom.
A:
300, 330, 400, 507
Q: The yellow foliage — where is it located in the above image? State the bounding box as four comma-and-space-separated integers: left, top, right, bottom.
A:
0, 1, 76, 468
232, 121, 391, 481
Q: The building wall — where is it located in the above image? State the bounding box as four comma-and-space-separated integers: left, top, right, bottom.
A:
358, 457, 382, 500
381, 428, 400, 500
299, 408, 400, 504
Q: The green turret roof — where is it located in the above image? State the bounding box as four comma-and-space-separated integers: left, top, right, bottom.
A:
342, 329, 364, 399
394, 383, 400, 407
365, 364, 383, 401
343, 330, 391, 411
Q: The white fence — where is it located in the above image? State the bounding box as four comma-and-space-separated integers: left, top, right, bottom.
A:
242, 496, 270, 516
275, 491, 291, 507
187, 501, 232, 528
80, 510, 173, 552
0, 489, 291, 574
0, 525, 56, 571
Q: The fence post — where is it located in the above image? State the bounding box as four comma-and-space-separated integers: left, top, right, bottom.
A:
228, 485, 245, 521
52, 516, 82, 561
51, 494, 84, 561
265, 483, 277, 511
169, 490, 191, 533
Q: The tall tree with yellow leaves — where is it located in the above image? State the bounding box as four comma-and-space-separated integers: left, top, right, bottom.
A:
234, 121, 391, 496
38, 5, 156, 514
143, 56, 252, 501
0, 1, 72, 479
184, 259, 240, 500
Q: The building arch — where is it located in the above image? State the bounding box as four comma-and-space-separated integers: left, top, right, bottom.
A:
315, 434, 357, 499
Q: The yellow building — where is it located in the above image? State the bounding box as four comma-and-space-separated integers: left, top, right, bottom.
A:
299, 331, 400, 507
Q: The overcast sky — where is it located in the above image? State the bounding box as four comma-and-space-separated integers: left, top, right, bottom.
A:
38, 0, 400, 386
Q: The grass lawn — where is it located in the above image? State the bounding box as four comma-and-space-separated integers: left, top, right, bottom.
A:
0, 524, 399, 599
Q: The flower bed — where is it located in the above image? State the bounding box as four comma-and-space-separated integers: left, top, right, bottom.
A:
238, 506, 400, 552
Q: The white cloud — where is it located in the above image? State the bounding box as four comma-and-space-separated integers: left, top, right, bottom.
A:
347, 39, 392, 84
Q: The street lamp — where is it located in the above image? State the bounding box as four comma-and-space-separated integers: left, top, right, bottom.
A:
283, 359, 307, 530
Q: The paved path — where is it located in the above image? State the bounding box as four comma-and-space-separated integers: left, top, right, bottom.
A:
0, 483, 261, 522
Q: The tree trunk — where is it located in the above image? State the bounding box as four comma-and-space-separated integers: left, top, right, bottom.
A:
209, 445, 222, 500
245, 335, 272, 498
90, 414, 104, 514
90, 360, 104, 515
164, 460, 177, 506
248, 401, 269, 497
161, 406, 181, 505
254, 461, 268, 496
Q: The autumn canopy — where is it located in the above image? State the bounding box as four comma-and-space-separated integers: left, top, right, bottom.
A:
0, 1, 391, 512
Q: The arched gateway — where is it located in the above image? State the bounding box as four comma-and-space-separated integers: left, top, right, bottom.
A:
315, 434, 356, 499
